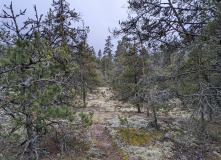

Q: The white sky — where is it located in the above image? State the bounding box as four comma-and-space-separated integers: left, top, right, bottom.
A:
0, 0, 128, 54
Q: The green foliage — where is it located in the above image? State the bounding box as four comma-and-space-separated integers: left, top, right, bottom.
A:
74, 39, 100, 105
118, 115, 130, 127
11, 133, 22, 140
111, 37, 144, 109
0, 1, 99, 157
79, 112, 94, 127
100, 36, 114, 78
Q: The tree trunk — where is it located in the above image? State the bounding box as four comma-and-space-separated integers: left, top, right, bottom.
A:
208, 105, 213, 121
26, 114, 35, 158
139, 36, 149, 117
201, 107, 205, 133
151, 106, 158, 128
82, 82, 86, 107
146, 104, 149, 117
136, 103, 141, 113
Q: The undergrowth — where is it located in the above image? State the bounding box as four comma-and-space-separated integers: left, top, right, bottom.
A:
118, 128, 163, 146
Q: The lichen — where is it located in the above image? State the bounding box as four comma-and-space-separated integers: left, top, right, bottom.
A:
124, 146, 163, 160
118, 128, 163, 146
91, 137, 98, 147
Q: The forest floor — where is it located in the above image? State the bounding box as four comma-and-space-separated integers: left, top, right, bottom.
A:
85, 87, 135, 160
1, 87, 220, 159
69, 87, 221, 160
37, 87, 221, 160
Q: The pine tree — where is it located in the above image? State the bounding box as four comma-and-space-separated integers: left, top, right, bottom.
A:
75, 29, 100, 106
101, 36, 114, 76
42, 0, 80, 47
0, 2, 96, 159
98, 49, 102, 60
112, 36, 144, 113
113, 0, 221, 130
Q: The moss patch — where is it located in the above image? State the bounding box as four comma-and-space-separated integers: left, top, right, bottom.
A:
118, 128, 163, 146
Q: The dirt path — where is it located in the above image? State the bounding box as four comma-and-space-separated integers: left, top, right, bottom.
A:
85, 87, 127, 159
88, 124, 123, 160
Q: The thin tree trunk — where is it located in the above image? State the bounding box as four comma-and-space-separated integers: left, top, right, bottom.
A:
200, 100, 205, 133
82, 28, 87, 107
208, 103, 213, 121
151, 106, 158, 128
198, 57, 205, 132
83, 82, 86, 107
136, 103, 141, 113
26, 115, 35, 157
138, 33, 149, 117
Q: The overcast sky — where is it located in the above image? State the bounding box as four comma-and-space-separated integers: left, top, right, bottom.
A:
0, 0, 128, 53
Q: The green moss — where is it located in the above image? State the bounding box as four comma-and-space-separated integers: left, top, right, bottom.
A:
120, 151, 128, 160
113, 140, 120, 150
118, 128, 163, 146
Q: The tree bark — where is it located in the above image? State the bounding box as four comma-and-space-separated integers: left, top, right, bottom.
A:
151, 106, 158, 128
136, 103, 142, 113
26, 114, 35, 157
83, 82, 86, 107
